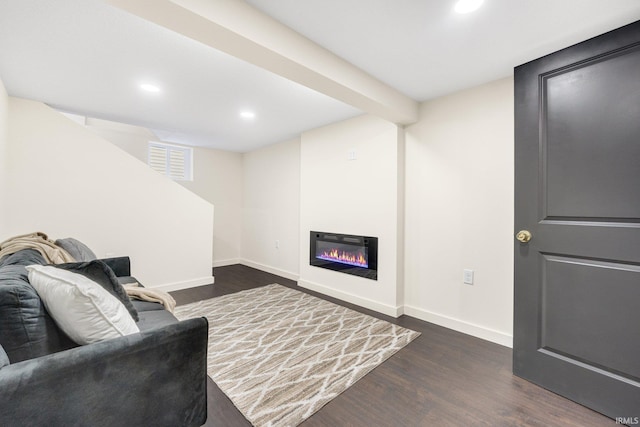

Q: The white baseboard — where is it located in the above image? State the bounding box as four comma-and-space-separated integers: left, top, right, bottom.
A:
403, 304, 513, 348
240, 259, 299, 282
213, 258, 241, 268
298, 279, 403, 318
153, 276, 215, 292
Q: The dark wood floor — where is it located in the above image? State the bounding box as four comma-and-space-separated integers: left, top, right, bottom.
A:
171, 264, 613, 427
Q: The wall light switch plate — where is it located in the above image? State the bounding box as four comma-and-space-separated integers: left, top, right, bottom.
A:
463, 269, 474, 285
347, 149, 357, 160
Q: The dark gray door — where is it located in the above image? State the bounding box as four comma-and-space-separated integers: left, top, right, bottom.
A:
514, 21, 640, 420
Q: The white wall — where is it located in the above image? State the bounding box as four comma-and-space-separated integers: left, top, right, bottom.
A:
299, 115, 404, 316
86, 118, 243, 266
181, 147, 242, 266
5, 98, 214, 290
3, 73, 515, 346
0, 78, 8, 239
241, 138, 300, 279
85, 117, 155, 162
404, 77, 514, 347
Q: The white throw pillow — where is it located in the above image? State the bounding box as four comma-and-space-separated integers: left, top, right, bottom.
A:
26, 265, 139, 345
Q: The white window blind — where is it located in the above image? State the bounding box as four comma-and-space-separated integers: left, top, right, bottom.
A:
148, 142, 193, 181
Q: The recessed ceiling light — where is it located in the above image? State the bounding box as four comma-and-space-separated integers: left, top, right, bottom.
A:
454, 0, 484, 14
240, 111, 256, 120
140, 83, 161, 93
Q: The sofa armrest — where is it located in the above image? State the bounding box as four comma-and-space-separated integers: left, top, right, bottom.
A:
0, 318, 208, 427
100, 256, 131, 277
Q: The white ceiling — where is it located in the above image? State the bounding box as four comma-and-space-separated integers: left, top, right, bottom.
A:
1, 0, 639, 152
246, 0, 640, 101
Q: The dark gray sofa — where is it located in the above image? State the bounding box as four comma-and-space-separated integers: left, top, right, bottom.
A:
0, 249, 208, 427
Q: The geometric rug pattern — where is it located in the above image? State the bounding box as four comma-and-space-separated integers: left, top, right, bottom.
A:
174, 284, 420, 427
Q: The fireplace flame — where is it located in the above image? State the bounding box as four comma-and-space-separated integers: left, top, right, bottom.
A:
317, 248, 368, 268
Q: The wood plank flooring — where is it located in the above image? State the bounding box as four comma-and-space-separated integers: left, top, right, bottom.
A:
170, 264, 613, 427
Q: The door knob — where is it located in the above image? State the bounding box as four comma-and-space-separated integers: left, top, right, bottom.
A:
516, 230, 532, 243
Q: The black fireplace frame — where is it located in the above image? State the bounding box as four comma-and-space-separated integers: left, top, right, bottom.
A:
309, 231, 378, 280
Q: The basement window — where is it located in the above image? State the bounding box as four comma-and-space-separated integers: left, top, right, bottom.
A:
148, 142, 193, 181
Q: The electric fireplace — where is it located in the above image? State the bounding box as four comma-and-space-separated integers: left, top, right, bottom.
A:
310, 231, 378, 280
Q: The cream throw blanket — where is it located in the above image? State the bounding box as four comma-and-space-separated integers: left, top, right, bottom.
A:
0, 232, 76, 264
124, 283, 176, 313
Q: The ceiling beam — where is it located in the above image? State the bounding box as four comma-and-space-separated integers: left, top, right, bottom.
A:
105, 0, 418, 124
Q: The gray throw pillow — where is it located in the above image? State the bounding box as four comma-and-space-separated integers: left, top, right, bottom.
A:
0, 344, 10, 368
55, 238, 97, 262
54, 260, 139, 322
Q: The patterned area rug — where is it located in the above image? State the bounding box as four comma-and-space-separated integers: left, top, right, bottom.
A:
174, 284, 420, 427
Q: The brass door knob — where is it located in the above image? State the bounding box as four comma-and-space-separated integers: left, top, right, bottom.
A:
516, 230, 532, 243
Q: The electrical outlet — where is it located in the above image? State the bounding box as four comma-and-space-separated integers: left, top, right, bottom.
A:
463, 269, 474, 285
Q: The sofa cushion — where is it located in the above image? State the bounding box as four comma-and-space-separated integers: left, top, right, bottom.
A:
0, 250, 76, 363
136, 309, 178, 331
132, 299, 166, 312
26, 265, 140, 345
0, 344, 9, 368
54, 260, 139, 322
116, 276, 139, 286
54, 238, 97, 262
